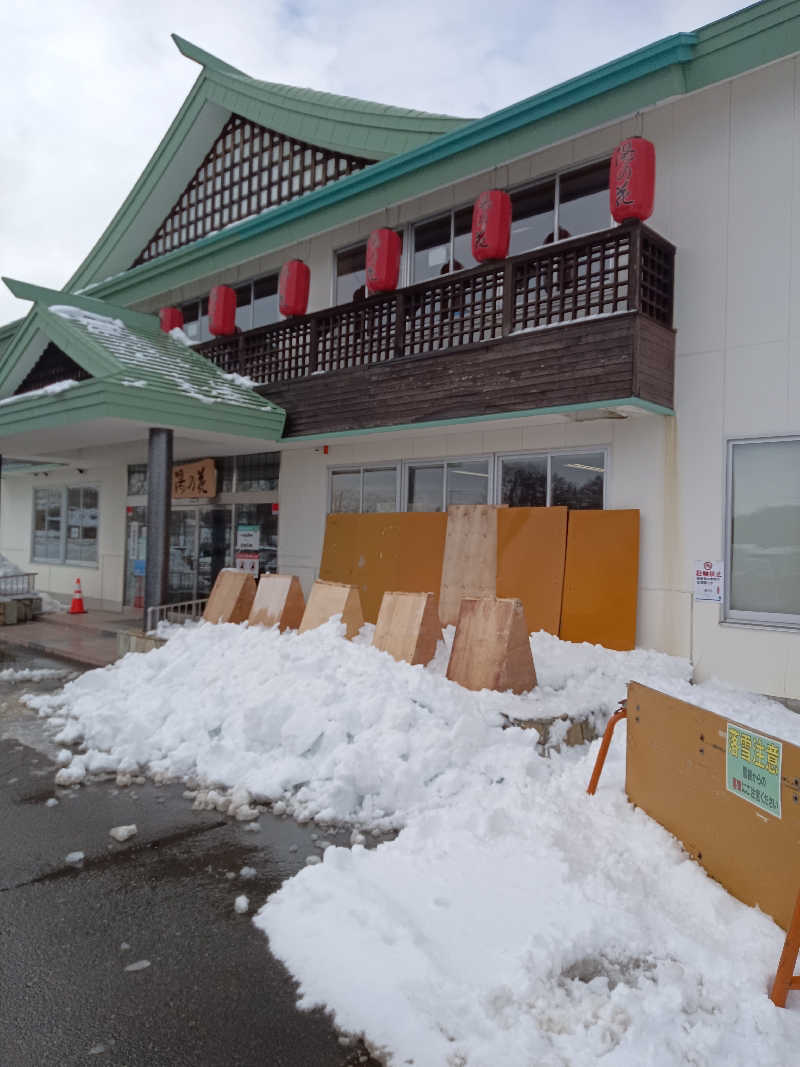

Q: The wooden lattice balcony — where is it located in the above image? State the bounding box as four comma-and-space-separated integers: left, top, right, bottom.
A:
196, 220, 675, 436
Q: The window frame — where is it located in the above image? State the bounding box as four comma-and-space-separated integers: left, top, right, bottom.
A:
180, 270, 280, 342
31, 485, 100, 567
327, 464, 401, 514
724, 435, 800, 629
404, 455, 493, 513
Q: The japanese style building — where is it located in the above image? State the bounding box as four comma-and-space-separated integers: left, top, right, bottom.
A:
2, 0, 800, 699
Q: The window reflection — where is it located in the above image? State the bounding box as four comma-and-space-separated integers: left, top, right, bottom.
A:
336, 244, 367, 304
558, 163, 609, 239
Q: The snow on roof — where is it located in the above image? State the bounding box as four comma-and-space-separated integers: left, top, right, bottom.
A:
48, 305, 277, 412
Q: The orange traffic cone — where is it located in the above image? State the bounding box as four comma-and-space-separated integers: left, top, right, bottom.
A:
69, 577, 87, 615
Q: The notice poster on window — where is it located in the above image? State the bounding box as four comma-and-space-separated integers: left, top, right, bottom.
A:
693, 560, 724, 602
236, 525, 260, 550
235, 551, 260, 576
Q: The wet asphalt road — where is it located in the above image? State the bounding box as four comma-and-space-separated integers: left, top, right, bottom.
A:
0, 649, 383, 1067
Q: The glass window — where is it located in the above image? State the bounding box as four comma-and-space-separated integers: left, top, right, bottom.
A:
33, 487, 100, 564
252, 275, 279, 328
446, 460, 489, 507
336, 245, 367, 305
451, 207, 478, 274
363, 468, 397, 513
234, 284, 252, 331
500, 455, 548, 507
66, 487, 99, 564
127, 464, 148, 496
509, 181, 556, 256
413, 216, 452, 282
729, 440, 800, 619
218, 456, 235, 494
557, 163, 609, 240
550, 453, 605, 509
330, 470, 361, 512
236, 452, 280, 492
408, 464, 445, 512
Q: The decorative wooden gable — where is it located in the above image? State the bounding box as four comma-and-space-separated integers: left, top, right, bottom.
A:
133, 114, 374, 266
14, 342, 91, 396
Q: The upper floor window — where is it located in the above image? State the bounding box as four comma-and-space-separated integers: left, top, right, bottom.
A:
413, 207, 476, 283
336, 244, 367, 305
180, 273, 279, 342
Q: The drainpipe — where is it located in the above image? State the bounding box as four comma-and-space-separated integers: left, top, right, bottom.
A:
144, 429, 173, 631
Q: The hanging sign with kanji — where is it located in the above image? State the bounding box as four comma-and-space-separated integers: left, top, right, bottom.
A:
726, 723, 782, 818
172, 458, 217, 499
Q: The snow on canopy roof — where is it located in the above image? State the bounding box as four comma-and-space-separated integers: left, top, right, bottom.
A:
47, 305, 279, 412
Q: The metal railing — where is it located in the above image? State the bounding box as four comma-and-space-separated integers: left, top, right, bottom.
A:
0, 573, 37, 596
145, 597, 208, 633
197, 221, 675, 386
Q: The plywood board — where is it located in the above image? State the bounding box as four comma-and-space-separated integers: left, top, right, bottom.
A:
299, 579, 364, 639
372, 591, 442, 666
496, 507, 568, 635
319, 513, 448, 624
560, 509, 639, 650
439, 506, 498, 626
446, 597, 536, 694
626, 682, 800, 931
203, 570, 256, 624
248, 574, 305, 631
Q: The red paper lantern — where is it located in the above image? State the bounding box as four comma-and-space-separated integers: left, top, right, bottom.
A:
610, 137, 655, 223
279, 260, 310, 317
365, 228, 402, 293
159, 307, 184, 333
208, 285, 237, 336
472, 189, 512, 262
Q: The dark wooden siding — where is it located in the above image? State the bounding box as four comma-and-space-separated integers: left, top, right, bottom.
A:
259, 310, 675, 437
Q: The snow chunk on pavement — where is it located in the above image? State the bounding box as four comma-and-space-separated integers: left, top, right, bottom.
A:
64, 851, 84, 865
109, 824, 138, 843
45, 797, 59, 808
239, 866, 257, 880
124, 959, 151, 972
234, 895, 249, 914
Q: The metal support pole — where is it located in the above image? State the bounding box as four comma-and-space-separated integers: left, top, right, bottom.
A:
144, 428, 173, 631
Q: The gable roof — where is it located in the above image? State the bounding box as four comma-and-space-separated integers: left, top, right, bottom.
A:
0, 279, 285, 446
65, 37, 471, 295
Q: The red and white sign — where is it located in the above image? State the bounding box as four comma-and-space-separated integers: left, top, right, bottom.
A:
235, 552, 260, 577
694, 559, 724, 603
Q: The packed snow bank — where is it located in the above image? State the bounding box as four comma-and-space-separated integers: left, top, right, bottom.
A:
25, 621, 690, 828
0, 552, 66, 614
258, 736, 800, 1066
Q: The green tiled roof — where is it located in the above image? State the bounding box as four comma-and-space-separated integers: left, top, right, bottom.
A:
0, 279, 285, 442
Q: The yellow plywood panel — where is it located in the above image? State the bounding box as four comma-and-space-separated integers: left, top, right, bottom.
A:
248, 574, 305, 631
319, 513, 448, 624
439, 505, 498, 626
299, 579, 364, 639
560, 510, 639, 650
446, 596, 537, 694
372, 591, 442, 666
203, 570, 256, 624
496, 507, 568, 635
626, 682, 800, 931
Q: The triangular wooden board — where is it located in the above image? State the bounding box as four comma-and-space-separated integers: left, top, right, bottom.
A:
299, 579, 364, 639
248, 574, 305, 630
446, 596, 536, 694
439, 505, 498, 626
203, 570, 256, 623
372, 591, 442, 666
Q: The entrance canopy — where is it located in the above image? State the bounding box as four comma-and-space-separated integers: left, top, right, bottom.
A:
0, 279, 285, 463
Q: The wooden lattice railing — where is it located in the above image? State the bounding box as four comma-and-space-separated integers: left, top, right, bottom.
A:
197, 221, 674, 386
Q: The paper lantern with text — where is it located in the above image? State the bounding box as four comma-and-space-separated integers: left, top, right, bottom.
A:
208, 285, 237, 336
279, 259, 310, 317
471, 189, 512, 262
365, 228, 402, 292
159, 307, 184, 333
610, 137, 655, 223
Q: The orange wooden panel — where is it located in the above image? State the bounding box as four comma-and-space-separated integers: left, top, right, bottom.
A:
203, 570, 256, 624
560, 509, 639, 650
496, 507, 568, 635
319, 513, 448, 623
627, 682, 800, 931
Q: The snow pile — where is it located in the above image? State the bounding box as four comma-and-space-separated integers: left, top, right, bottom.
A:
258, 738, 800, 1065
0, 667, 68, 682
24, 621, 689, 828
0, 379, 77, 405
0, 552, 66, 614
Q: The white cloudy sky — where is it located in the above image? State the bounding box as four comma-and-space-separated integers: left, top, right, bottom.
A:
0, 0, 739, 325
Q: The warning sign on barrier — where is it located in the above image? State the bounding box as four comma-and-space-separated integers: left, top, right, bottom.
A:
726, 723, 782, 818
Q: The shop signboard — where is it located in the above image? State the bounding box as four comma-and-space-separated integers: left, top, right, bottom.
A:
172, 459, 217, 499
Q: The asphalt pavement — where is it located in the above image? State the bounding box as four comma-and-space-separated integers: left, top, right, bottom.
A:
0, 648, 383, 1067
